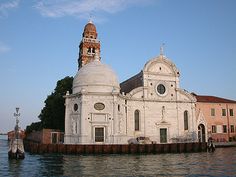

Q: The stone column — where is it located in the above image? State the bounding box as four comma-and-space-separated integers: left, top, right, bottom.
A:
112, 95, 118, 143
64, 95, 71, 144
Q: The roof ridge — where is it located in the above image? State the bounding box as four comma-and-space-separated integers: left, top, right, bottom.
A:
195, 95, 236, 103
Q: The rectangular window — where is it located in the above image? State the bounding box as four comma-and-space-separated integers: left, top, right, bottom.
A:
211, 108, 215, 116
217, 125, 222, 133
59, 133, 64, 143
95, 127, 104, 142
51, 133, 58, 144
231, 125, 235, 133
212, 125, 217, 133
222, 109, 226, 116
184, 111, 188, 130
223, 125, 227, 133
230, 109, 234, 116
135, 110, 140, 131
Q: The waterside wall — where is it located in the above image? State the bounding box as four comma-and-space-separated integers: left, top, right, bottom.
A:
24, 140, 207, 154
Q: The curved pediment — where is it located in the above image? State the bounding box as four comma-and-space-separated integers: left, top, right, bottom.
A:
128, 86, 143, 99
143, 55, 180, 77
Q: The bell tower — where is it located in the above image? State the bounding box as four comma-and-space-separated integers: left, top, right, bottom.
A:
78, 20, 101, 69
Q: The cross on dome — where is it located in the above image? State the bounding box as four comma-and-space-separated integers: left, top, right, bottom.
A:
88, 13, 93, 24
88, 19, 93, 24
160, 43, 165, 56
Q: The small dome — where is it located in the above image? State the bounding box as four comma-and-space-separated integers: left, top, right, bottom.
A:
84, 22, 96, 33
73, 60, 120, 94
83, 21, 97, 38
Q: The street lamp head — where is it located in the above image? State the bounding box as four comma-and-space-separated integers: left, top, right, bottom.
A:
16, 107, 19, 113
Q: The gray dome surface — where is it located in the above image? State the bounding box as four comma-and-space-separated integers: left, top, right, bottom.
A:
73, 60, 120, 94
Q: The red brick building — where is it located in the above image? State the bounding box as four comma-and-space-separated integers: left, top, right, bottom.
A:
26, 129, 64, 144
195, 94, 236, 142
7, 130, 25, 141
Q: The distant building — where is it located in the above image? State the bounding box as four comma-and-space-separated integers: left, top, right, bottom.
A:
26, 129, 64, 144
64, 21, 199, 144
195, 94, 236, 142
8, 130, 25, 141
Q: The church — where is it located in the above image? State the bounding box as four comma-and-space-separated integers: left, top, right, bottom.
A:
64, 21, 198, 144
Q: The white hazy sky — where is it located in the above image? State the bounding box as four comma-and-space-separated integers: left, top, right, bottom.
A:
0, 0, 236, 133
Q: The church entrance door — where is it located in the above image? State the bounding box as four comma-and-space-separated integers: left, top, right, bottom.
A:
198, 124, 206, 142
160, 128, 167, 143
95, 127, 104, 143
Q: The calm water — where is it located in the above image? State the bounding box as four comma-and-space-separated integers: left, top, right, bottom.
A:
1, 135, 236, 177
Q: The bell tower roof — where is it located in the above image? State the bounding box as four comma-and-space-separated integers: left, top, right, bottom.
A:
82, 20, 97, 39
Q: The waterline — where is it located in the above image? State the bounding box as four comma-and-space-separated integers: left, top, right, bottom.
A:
1, 137, 236, 176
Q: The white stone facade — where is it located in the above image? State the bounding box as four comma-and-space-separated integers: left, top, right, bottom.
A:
64, 54, 197, 144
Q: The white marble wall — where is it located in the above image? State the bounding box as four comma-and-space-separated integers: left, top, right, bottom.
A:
64, 55, 197, 144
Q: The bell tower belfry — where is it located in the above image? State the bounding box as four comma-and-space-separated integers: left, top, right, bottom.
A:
78, 20, 101, 69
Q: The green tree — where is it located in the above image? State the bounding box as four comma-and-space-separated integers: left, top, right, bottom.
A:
25, 121, 42, 134
39, 76, 73, 131
38, 76, 73, 131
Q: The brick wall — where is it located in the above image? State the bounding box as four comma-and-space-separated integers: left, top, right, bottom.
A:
26, 129, 64, 144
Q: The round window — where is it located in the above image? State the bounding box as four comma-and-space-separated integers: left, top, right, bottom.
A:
74, 104, 78, 111
157, 84, 166, 95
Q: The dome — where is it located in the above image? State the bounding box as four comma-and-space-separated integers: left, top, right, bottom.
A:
84, 22, 96, 33
73, 60, 120, 94
83, 21, 97, 38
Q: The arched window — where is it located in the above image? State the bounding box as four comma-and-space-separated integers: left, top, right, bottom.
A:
92, 47, 95, 53
184, 110, 189, 130
134, 110, 140, 131
87, 47, 92, 54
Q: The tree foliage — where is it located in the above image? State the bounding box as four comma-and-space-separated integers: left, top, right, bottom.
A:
39, 76, 73, 131
25, 121, 42, 134
26, 76, 73, 132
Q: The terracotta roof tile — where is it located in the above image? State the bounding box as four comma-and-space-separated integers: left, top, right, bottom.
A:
194, 94, 236, 103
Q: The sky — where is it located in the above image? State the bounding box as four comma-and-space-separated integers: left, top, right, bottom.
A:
0, 0, 236, 133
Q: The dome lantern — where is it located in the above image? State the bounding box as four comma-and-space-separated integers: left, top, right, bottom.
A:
82, 20, 97, 39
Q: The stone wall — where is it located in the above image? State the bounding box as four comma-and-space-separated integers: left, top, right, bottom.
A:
24, 140, 207, 154
25, 130, 42, 143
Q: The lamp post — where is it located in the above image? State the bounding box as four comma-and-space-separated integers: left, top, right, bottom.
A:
14, 107, 20, 139
9, 107, 25, 159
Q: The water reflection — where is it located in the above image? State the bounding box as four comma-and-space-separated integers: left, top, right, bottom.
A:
8, 159, 24, 177
1, 135, 236, 176
38, 154, 65, 176
60, 150, 236, 176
